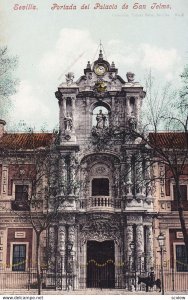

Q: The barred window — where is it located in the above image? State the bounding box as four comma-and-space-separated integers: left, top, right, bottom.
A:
12, 244, 26, 271
176, 244, 188, 272
15, 185, 28, 202
12, 185, 29, 211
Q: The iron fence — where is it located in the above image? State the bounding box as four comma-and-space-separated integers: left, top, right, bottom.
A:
0, 265, 187, 292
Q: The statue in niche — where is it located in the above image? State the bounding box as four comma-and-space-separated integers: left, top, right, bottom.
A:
128, 113, 137, 130
96, 110, 107, 129
64, 113, 72, 131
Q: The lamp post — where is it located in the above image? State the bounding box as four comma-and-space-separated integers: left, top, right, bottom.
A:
157, 232, 165, 295
130, 241, 136, 291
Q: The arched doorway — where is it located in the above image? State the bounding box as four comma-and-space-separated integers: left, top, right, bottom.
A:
87, 240, 115, 288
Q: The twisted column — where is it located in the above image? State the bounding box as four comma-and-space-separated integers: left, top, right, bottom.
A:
126, 225, 134, 270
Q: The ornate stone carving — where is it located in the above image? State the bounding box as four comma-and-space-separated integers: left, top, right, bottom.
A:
136, 224, 144, 256
48, 226, 57, 271
113, 164, 120, 197
126, 225, 134, 257
90, 164, 109, 177
69, 225, 76, 243
2, 166, 8, 194
80, 216, 121, 245
127, 215, 142, 224
91, 126, 111, 150
93, 80, 108, 98
58, 225, 66, 253
143, 216, 153, 223
145, 225, 154, 270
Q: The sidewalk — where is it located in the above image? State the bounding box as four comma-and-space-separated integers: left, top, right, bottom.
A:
0, 289, 188, 295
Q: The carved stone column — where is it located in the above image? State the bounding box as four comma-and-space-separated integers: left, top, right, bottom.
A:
145, 225, 153, 271
2, 165, 8, 195
136, 156, 143, 201
67, 225, 76, 287
114, 163, 120, 198
126, 224, 134, 270
145, 158, 153, 204
126, 155, 133, 199
69, 154, 78, 196
71, 96, 76, 134
136, 224, 144, 272
126, 97, 131, 118
48, 226, 57, 272
56, 225, 66, 288
134, 97, 140, 124
63, 96, 66, 115
121, 162, 126, 197
58, 225, 66, 254
59, 155, 67, 196
60, 97, 66, 136
68, 225, 76, 250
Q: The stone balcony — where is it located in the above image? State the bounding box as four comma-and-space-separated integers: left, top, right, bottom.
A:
79, 196, 121, 212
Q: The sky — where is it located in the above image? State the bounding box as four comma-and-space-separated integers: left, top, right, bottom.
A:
1, 0, 188, 131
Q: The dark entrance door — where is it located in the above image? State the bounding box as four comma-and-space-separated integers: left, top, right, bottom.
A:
87, 240, 115, 288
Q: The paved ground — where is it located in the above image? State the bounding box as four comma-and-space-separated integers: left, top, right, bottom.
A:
0, 289, 188, 295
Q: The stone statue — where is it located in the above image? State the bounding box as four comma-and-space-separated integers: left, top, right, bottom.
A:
65, 72, 74, 85
96, 110, 106, 129
126, 72, 135, 83
64, 113, 72, 131
128, 113, 137, 130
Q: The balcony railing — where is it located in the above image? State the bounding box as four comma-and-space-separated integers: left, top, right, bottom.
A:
78, 197, 121, 211
89, 196, 113, 208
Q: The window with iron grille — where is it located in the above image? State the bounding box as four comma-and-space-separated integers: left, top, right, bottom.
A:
12, 244, 26, 271
12, 185, 29, 211
176, 244, 188, 272
172, 185, 188, 211
15, 185, 28, 202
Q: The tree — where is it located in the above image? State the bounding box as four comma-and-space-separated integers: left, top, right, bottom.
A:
0, 46, 19, 118
132, 71, 188, 262
180, 65, 188, 110
0, 130, 64, 294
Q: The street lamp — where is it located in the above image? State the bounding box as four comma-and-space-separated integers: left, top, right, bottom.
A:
130, 241, 136, 291
157, 232, 165, 295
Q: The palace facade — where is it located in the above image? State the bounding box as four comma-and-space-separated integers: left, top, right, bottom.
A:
0, 50, 187, 291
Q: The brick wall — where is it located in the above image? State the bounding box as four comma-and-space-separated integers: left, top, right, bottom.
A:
6, 228, 33, 267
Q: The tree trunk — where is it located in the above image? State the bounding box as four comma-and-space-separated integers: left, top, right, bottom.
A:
176, 181, 188, 263
36, 232, 42, 295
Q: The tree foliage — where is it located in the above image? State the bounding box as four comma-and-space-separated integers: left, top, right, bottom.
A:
0, 46, 19, 118
180, 65, 188, 110
135, 70, 188, 261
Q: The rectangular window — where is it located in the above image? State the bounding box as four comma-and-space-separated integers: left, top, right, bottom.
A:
172, 185, 188, 211
12, 244, 26, 271
12, 185, 29, 211
92, 178, 109, 196
176, 244, 188, 272
15, 185, 28, 202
